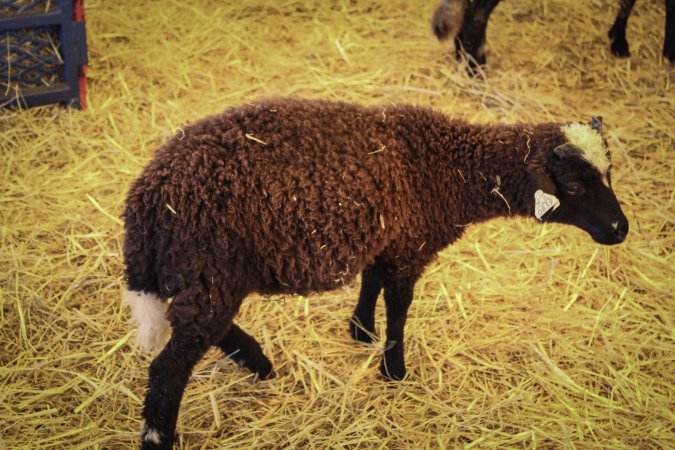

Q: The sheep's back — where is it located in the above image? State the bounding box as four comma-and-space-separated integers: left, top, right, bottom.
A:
145, 99, 422, 293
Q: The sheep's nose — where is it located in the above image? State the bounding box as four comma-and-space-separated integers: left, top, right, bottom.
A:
612, 217, 629, 243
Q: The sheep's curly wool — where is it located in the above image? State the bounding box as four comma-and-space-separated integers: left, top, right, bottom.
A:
124, 98, 561, 309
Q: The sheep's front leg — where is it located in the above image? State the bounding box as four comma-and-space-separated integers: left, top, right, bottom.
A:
218, 323, 274, 379
142, 332, 210, 450
380, 276, 416, 381
349, 266, 382, 343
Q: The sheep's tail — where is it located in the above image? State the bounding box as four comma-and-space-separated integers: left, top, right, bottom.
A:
432, 0, 467, 41
122, 290, 170, 354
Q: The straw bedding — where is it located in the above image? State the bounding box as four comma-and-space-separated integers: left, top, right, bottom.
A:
1, 0, 673, 448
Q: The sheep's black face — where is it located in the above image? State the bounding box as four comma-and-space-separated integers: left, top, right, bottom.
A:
543, 124, 628, 245
544, 147, 629, 245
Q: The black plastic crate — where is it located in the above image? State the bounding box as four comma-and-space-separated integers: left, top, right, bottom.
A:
1, 0, 88, 108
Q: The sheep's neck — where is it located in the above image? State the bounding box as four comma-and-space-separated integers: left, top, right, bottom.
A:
433, 122, 559, 226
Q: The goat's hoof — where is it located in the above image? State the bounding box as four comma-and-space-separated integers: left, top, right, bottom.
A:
465, 60, 485, 77
664, 45, 675, 63
455, 49, 486, 77
610, 38, 630, 57
349, 317, 375, 343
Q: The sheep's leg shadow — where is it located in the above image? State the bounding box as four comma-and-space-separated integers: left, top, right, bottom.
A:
608, 0, 636, 57
455, 0, 501, 72
380, 274, 417, 381
349, 265, 382, 344
217, 323, 274, 380
665, 0, 675, 62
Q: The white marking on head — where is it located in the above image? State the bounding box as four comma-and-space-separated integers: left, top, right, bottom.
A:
561, 123, 610, 186
611, 221, 619, 231
122, 290, 170, 354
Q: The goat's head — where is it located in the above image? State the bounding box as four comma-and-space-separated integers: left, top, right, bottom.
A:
531, 118, 629, 245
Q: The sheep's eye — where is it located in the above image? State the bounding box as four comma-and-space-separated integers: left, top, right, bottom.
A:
564, 182, 584, 195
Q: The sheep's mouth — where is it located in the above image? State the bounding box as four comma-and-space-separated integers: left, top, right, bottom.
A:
589, 228, 626, 246
590, 231, 614, 245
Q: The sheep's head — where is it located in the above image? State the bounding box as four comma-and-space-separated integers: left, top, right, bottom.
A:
532, 118, 629, 245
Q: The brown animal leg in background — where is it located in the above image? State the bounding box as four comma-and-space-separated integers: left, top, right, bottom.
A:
380, 274, 417, 381
608, 0, 637, 57
456, 0, 501, 72
665, 0, 675, 61
217, 323, 274, 379
349, 264, 382, 343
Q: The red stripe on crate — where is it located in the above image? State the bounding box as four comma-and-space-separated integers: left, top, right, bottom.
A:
74, 0, 85, 21
79, 64, 87, 109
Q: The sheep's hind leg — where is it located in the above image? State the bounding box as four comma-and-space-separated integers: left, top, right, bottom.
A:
141, 280, 239, 450
217, 323, 274, 379
349, 266, 382, 344
141, 328, 211, 450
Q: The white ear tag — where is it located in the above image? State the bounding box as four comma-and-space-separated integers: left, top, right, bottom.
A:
534, 190, 560, 221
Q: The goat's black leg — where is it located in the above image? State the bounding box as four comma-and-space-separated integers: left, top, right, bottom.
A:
609, 0, 637, 57
380, 275, 416, 381
217, 323, 274, 379
665, 0, 675, 62
349, 265, 382, 343
141, 331, 210, 450
456, 0, 502, 71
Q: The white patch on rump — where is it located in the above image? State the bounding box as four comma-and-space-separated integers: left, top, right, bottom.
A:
561, 123, 610, 185
122, 290, 170, 353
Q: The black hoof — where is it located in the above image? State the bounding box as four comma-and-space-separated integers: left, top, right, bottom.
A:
610, 38, 630, 57
464, 59, 485, 77
233, 355, 274, 380
141, 424, 174, 450
349, 316, 375, 343
664, 45, 675, 63
379, 360, 406, 381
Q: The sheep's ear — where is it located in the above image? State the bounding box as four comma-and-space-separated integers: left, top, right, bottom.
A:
553, 143, 583, 159
590, 116, 603, 133
532, 170, 556, 196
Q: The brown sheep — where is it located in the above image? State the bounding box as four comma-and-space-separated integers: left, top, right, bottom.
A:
122, 98, 628, 449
